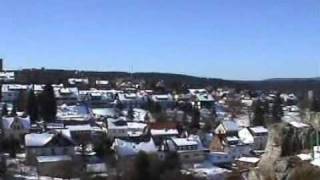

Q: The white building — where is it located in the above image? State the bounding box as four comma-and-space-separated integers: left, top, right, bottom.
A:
0, 72, 15, 82
189, 89, 215, 109
151, 94, 175, 109
185, 162, 230, 180
151, 128, 179, 146
68, 78, 89, 86
112, 138, 158, 158
215, 120, 240, 137
55, 87, 79, 105
238, 126, 268, 150
95, 80, 112, 89
56, 104, 93, 124
118, 92, 145, 108
1, 116, 31, 141
25, 132, 75, 164
1, 84, 28, 102
107, 118, 147, 139
80, 90, 115, 107
208, 152, 234, 166
165, 136, 208, 163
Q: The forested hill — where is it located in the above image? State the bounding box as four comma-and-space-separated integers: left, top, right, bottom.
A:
11, 69, 320, 92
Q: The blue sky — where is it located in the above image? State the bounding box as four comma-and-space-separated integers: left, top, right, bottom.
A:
0, 0, 319, 80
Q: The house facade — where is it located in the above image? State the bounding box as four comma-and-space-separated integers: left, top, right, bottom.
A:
25, 132, 75, 164
1, 116, 31, 141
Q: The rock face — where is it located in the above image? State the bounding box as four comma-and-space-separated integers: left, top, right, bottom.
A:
248, 123, 317, 180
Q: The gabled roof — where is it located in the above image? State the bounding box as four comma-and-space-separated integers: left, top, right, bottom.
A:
288, 121, 309, 128
237, 157, 260, 164
25, 133, 55, 147
152, 94, 173, 101
25, 132, 75, 147
112, 138, 157, 157
249, 126, 268, 134
92, 108, 117, 118
37, 155, 72, 163
57, 104, 92, 121
151, 129, 179, 136
171, 137, 198, 147
66, 124, 93, 132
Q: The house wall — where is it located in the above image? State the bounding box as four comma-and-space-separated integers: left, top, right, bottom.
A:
119, 99, 145, 108
208, 152, 233, 165
228, 145, 252, 158
236, 161, 258, 171
215, 124, 226, 134
178, 150, 207, 163
253, 135, 268, 150
108, 128, 128, 139
154, 101, 175, 110
26, 146, 75, 164
2, 91, 19, 102
56, 97, 78, 106
37, 160, 78, 178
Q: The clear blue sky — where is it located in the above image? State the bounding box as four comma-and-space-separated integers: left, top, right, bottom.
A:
0, 0, 319, 80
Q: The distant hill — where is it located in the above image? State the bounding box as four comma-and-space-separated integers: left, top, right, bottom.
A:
11, 68, 320, 93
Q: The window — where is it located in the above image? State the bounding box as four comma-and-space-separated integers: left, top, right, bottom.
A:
63, 148, 68, 154
51, 148, 56, 155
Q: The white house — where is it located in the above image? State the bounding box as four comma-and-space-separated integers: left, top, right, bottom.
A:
80, 90, 115, 107
95, 80, 112, 89
56, 104, 93, 125
68, 78, 89, 86
107, 118, 128, 139
208, 152, 234, 166
107, 118, 147, 139
123, 108, 149, 122
238, 126, 268, 150
112, 137, 158, 158
150, 128, 179, 147
54, 87, 79, 105
165, 136, 208, 163
1, 116, 31, 141
185, 162, 231, 180
189, 89, 215, 109
25, 132, 75, 164
236, 157, 260, 171
1, 84, 28, 102
92, 108, 117, 119
215, 120, 240, 137
0, 72, 15, 82
151, 94, 175, 109
118, 92, 145, 108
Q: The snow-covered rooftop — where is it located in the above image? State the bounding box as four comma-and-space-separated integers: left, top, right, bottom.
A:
66, 124, 93, 132
297, 153, 312, 161
237, 157, 260, 164
226, 136, 239, 142
151, 129, 179, 136
171, 137, 198, 147
37, 155, 72, 163
249, 126, 268, 134
113, 138, 157, 157
288, 121, 309, 128
25, 133, 55, 147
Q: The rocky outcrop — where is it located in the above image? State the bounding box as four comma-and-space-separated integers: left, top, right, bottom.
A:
248, 123, 318, 180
